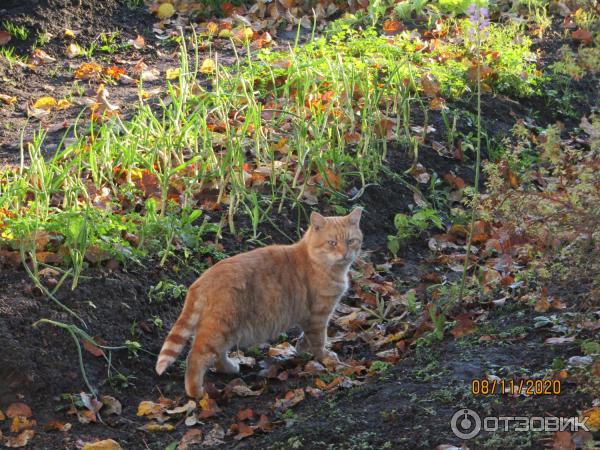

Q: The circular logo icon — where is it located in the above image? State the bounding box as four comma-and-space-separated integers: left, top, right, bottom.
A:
451, 409, 481, 439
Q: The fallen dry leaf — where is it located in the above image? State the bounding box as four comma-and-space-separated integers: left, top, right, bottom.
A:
0, 31, 11, 45
166, 400, 196, 415
177, 429, 203, 450
129, 35, 145, 49
237, 408, 254, 421
274, 388, 305, 410
198, 393, 222, 418
200, 58, 216, 74
138, 422, 175, 432
545, 336, 575, 344
82, 439, 123, 450
10, 416, 36, 433
4, 430, 35, 448
33, 96, 58, 111
83, 338, 104, 357
43, 420, 71, 432
571, 28, 593, 45
0, 93, 17, 105
450, 313, 477, 338
100, 395, 122, 416
581, 407, 600, 432
551, 431, 575, 450
136, 401, 163, 417
166, 67, 180, 80
203, 423, 225, 446
268, 341, 297, 359
6, 403, 32, 419
66, 43, 81, 58
231, 422, 254, 440
229, 378, 263, 399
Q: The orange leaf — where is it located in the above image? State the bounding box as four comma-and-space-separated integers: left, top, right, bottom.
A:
104, 66, 126, 80
429, 97, 447, 110
232, 422, 254, 440
450, 313, 477, 338
10, 416, 37, 433
572, 28, 593, 45
83, 338, 104, 357
443, 173, 465, 189
6, 403, 32, 419
421, 73, 440, 97
383, 20, 403, 35
344, 131, 361, 144
74, 63, 103, 80
237, 408, 254, 421
256, 414, 272, 432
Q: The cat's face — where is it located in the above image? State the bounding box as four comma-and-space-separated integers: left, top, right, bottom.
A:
307, 209, 363, 267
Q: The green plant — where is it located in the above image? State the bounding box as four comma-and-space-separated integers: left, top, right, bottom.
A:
388, 208, 443, 256
406, 290, 421, 314
148, 280, 187, 303
581, 340, 600, 356
2, 20, 29, 40
438, 0, 487, 14
98, 31, 120, 53
394, 0, 430, 20
458, 4, 486, 302
125, 339, 142, 357
369, 360, 392, 374
34, 30, 51, 48
0, 46, 22, 68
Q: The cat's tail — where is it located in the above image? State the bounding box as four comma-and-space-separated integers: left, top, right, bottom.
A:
155, 288, 202, 375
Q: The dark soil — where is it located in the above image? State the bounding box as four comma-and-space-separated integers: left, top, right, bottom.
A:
1, 2, 599, 449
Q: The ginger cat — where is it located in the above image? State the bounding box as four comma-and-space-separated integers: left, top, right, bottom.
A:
155, 208, 363, 398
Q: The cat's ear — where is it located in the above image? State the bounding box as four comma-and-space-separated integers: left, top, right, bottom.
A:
310, 211, 326, 231
347, 207, 363, 225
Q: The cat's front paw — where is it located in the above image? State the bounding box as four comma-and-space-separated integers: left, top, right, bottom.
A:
185, 383, 205, 399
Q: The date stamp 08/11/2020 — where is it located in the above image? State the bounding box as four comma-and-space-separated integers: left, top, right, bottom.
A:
470, 377, 562, 396
449, 379, 592, 440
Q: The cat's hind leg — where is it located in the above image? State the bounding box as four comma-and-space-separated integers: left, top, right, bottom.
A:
185, 327, 223, 398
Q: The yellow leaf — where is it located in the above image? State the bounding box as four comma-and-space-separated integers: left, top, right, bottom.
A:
57, 99, 71, 110
198, 392, 211, 411
207, 22, 219, 35
218, 29, 232, 39
139, 422, 175, 432
33, 96, 57, 110
157, 3, 175, 19
64, 29, 76, 39
66, 43, 80, 58
165, 67, 180, 80
82, 439, 123, 450
582, 407, 600, 432
10, 416, 36, 433
0, 94, 17, 105
136, 401, 162, 417
200, 59, 215, 74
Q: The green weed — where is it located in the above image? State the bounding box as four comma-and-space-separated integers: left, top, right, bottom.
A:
388, 208, 443, 256
2, 20, 28, 40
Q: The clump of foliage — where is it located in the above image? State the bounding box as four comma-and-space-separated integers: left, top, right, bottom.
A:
388, 208, 443, 256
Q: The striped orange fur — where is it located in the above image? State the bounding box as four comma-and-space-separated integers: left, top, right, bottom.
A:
155, 209, 363, 398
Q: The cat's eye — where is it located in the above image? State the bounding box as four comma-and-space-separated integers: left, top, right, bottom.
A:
327, 240, 337, 247
347, 238, 359, 245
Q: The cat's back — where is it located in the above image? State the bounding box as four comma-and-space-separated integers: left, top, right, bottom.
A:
193, 243, 306, 290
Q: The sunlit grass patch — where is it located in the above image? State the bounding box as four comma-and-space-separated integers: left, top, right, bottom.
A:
0, 16, 543, 287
